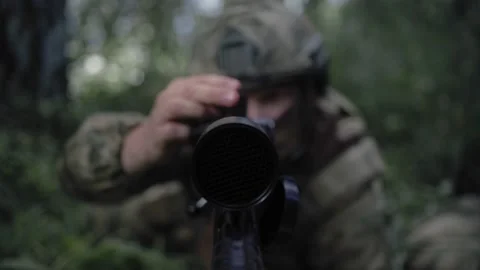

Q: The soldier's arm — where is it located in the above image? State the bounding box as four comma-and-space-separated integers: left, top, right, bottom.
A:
404, 196, 480, 270
58, 112, 184, 204
295, 90, 390, 270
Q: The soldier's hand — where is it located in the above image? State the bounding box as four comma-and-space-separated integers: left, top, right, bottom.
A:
122, 74, 241, 173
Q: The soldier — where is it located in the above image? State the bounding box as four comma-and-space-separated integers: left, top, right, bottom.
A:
58, 1, 390, 270
403, 140, 480, 270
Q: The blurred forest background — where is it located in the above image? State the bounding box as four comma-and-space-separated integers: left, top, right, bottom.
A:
1, 0, 479, 269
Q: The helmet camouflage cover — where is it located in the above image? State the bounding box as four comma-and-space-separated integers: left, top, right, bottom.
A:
188, 0, 328, 79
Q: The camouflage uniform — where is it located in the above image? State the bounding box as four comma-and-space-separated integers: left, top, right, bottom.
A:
58, 1, 390, 270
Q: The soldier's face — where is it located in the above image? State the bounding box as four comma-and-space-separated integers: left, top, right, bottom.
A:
246, 87, 297, 120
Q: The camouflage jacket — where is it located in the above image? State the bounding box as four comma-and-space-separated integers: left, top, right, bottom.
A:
404, 195, 480, 270
58, 88, 389, 270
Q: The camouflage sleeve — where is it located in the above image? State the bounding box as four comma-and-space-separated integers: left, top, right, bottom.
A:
294, 90, 390, 270
403, 196, 480, 270
297, 136, 389, 270
58, 112, 148, 203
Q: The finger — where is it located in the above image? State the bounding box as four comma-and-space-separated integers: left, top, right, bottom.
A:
164, 74, 239, 97
158, 98, 208, 122
191, 74, 240, 88
182, 82, 240, 107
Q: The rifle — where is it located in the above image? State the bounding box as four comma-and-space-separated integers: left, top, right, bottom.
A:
188, 116, 300, 270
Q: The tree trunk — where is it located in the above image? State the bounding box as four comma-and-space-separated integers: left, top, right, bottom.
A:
0, 0, 69, 137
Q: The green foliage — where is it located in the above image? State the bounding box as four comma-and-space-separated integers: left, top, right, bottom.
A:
0, 0, 188, 269
0, 239, 188, 270
327, 0, 475, 185
0, 128, 190, 269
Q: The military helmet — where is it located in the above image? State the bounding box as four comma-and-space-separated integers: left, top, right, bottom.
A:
188, 0, 329, 92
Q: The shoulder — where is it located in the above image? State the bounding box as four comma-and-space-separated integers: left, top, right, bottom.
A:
315, 87, 368, 143
315, 87, 361, 116
311, 87, 380, 173
306, 88, 384, 206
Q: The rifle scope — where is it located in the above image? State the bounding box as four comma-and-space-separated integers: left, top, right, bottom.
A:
191, 116, 299, 270
192, 117, 278, 210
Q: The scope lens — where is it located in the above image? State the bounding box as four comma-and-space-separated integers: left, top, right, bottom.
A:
192, 121, 278, 209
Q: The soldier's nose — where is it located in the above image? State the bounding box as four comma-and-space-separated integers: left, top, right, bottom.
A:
246, 99, 261, 119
